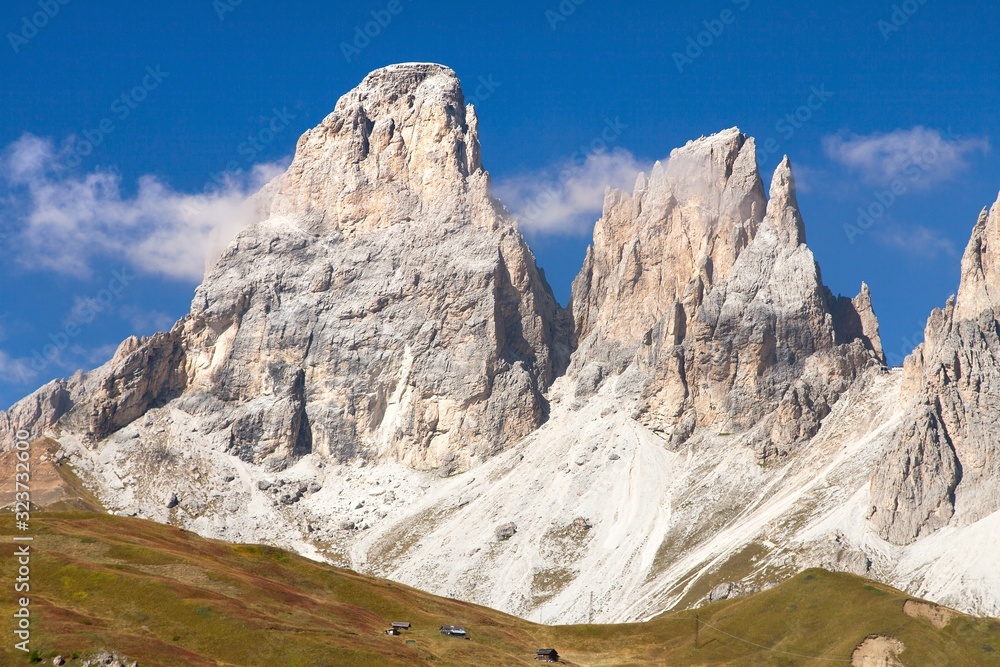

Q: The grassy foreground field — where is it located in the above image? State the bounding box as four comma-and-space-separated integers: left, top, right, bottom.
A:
1, 512, 999, 666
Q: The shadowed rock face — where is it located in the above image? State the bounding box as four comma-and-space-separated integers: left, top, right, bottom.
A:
568, 130, 885, 460
0, 377, 76, 443
869, 193, 1000, 545
2, 63, 570, 471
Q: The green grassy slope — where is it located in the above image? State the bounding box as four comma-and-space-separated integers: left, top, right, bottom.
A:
0, 513, 997, 666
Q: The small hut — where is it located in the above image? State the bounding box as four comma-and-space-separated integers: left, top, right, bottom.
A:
392, 622, 411, 631
536, 648, 560, 662
439, 625, 467, 637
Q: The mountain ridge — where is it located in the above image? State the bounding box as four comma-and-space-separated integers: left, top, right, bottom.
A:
3, 63, 1000, 625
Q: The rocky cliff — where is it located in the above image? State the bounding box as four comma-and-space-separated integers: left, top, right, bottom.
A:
569, 131, 885, 461
869, 193, 1000, 545
3, 63, 569, 474
171, 63, 571, 471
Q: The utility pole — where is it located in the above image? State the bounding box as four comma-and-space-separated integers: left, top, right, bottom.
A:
694, 613, 699, 650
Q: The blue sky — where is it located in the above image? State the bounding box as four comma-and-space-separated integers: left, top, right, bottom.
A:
0, 0, 998, 409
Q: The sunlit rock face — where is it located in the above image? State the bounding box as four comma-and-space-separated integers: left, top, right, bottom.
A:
870, 193, 1000, 545
569, 129, 885, 461
4, 63, 570, 473
9, 64, 1000, 626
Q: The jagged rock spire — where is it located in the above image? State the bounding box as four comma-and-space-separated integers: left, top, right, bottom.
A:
954, 192, 1000, 320
3, 63, 568, 473
870, 191, 1000, 545
569, 130, 883, 458
262, 63, 486, 234
766, 156, 806, 247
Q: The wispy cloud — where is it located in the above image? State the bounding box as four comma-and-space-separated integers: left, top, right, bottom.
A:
0, 134, 288, 282
823, 126, 989, 188
874, 222, 959, 259
0, 349, 36, 387
494, 149, 645, 236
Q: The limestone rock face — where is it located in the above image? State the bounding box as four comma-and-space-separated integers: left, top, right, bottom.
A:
260, 63, 485, 233
869, 193, 1000, 544
832, 283, 885, 363
569, 132, 884, 459
3, 63, 568, 472
74, 331, 188, 439
0, 376, 77, 443
173, 63, 567, 469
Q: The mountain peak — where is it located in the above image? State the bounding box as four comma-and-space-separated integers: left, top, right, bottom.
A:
263, 62, 482, 231
663, 127, 748, 188
358, 61, 457, 85
954, 191, 1000, 320
569, 128, 881, 457
342, 62, 467, 124
670, 126, 744, 154
871, 191, 1000, 546
766, 155, 806, 246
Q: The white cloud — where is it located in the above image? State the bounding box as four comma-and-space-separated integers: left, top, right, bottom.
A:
0, 349, 37, 386
823, 126, 989, 188
0, 134, 288, 282
874, 222, 959, 259
494, 149, 645, 236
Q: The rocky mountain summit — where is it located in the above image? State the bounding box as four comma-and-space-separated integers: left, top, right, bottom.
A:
569, 130, 884, 460
3, 63, 999, 624
5, 63, 569, 474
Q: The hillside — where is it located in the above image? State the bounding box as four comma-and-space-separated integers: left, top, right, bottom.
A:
1, 511, 998, 666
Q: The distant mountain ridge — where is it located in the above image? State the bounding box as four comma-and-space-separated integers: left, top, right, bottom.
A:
3, 63, 1000, 624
